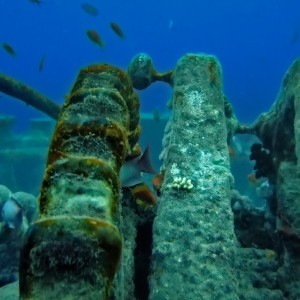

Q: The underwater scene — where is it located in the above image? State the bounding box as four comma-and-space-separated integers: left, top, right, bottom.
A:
0, 0, 300, 299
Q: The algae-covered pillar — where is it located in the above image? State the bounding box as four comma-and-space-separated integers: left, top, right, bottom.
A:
19, 64, 140, 299
149, 54, 238, 299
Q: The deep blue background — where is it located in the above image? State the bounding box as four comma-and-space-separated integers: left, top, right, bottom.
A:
1, 0, 300, 131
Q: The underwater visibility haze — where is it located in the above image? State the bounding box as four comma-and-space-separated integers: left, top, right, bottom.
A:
1, 0, 300, 299
0, 0, 300, 126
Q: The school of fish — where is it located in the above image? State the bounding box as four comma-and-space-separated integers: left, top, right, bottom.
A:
2, 2, 125, 71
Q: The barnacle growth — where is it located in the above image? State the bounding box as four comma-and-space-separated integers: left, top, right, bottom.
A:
19, 64, 140, 300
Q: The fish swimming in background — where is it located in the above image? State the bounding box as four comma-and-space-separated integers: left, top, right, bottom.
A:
2, 43, 16, 56
152, 171, 165, 195
110, 22, 125, 39
38, 54, 46, 71
86, 29, 104, 47
81, 3, 99, 16
120, 146, 157, 187
152, 108, 161, 122
290, 28, 299, 45
247, 172, 262, 187
227, 145, 236, 159
1, 197, 23, 229
29, 0, 42, 5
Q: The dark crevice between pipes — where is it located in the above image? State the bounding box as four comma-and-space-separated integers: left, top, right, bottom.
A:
134, 220, 153, 300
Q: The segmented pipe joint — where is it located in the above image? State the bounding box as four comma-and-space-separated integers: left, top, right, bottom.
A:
20, 64, 140, 300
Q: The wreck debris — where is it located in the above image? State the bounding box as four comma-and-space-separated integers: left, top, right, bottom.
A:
0, 73, 60, 119
19, 64, 140, 299
128, 53, 173, 90
149, 54, 238, 299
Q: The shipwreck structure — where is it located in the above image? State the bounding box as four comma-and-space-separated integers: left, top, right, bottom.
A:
0, 52, 299, 299
19, 64, 141, 299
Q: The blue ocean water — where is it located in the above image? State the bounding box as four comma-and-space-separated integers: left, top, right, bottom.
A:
0, 0, 299, 130
1, 1, 299, 297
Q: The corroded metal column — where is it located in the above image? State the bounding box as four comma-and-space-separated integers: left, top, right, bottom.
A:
149, 54, 238, 299
19, 64, 140, 300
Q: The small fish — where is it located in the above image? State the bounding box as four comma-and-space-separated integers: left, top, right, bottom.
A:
29, 0, 42, 5
1, 197, 23, 229
152, 108, 161, 122
120, 146, 157, 187
247, 172, 263, 187
227, 145, 236, 159
152, 171, 165, 196
81, 3, 99, 16
290, 29, 299, 45
131, 184, 157, 208
38, 54, 46, 71
2, 43, 16, 56
152, 172, 164, 191
110, 22, 125, 39
86, 29, 104, 47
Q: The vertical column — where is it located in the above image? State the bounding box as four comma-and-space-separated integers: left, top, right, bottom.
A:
149, 54, 238, 300
19, 64, 140, 300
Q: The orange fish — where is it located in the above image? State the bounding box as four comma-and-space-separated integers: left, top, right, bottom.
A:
227, 146, 236, 159
152, 172, 165, 195
110, 22, 125, 39
86, 29, 104, 47
2, 43, 16, 56
131, 184, 157, 208
247, 172, 259, 187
